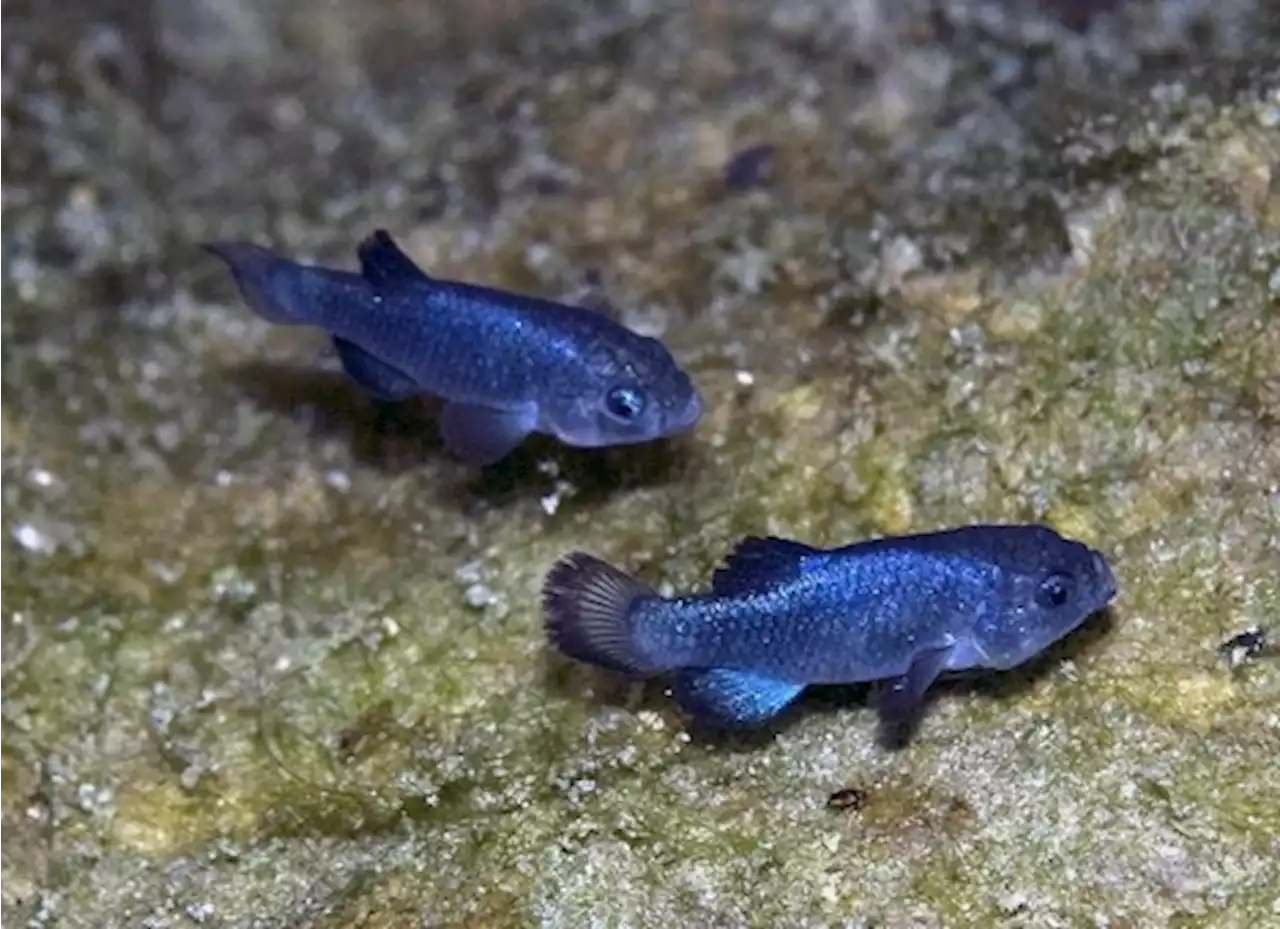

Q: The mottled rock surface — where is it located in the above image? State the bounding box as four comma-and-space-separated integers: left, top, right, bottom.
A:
3, 1, 1278, 926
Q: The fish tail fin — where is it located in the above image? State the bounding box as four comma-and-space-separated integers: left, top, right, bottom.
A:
203, 241, 316, 325
542, 552, 663, 675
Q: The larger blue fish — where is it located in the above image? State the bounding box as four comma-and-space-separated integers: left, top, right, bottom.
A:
204, 231, 703, 465
543, 524, 1117, 728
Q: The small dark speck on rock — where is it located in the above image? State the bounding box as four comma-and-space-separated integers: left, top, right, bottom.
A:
1046, 0, 1126, 32
826, 786, 867, 811
723, 144, 777, 191
1217, 625, 1269, 668
531, 173, 569, 196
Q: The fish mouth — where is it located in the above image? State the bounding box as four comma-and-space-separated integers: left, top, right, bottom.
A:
665, 392, 704, 435
1091, 550, 1118, 605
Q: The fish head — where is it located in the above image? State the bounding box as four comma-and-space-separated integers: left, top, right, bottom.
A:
968, 525, 1117, 670
544, 330, 703, 448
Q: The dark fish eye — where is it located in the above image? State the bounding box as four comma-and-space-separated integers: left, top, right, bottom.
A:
1036, 572, 1074, 608
605, 385, 646, 421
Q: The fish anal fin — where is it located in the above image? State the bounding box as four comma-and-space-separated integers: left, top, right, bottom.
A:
710, 536, 822, 595
674, 667, 805, 728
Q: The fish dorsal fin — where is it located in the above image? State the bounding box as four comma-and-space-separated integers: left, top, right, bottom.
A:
710, 536, 822, 595
357, 229, 431, 286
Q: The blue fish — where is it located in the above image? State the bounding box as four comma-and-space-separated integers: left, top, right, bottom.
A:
204, 231, 703, 465
542, 524, 1117, 728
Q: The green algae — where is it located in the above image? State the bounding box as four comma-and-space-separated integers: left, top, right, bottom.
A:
4, 1, 1280, 926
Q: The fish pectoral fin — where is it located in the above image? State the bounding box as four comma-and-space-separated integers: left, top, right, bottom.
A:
440, 401, 537, 466
710, 536, 823, 595
674, 668, 805, 728
878, 644, 953, 725
332, 338, 418, 400
356, 229, 431, 287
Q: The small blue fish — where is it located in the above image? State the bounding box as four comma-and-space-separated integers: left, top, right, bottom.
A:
543, 524, 1117, 728
204, 231, 703, 465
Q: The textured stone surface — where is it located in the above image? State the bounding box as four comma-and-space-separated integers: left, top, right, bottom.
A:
3, 1, 1278, 926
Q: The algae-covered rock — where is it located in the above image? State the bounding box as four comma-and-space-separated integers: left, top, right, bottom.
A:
3, 1, 1278, 926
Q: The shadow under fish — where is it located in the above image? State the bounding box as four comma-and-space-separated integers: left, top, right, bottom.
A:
230, 356, 692, 508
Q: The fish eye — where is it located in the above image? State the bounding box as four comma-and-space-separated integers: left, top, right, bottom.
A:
604, 385, 646, 421
1035, 572, 1075, 609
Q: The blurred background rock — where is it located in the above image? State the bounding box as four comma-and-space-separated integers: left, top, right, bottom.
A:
3, 2, 1277, 926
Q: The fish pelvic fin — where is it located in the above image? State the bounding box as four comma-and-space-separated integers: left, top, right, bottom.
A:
440, 401, 537, 466
542, 552, 662, 675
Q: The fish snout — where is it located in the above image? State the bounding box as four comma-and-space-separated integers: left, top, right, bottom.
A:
665, 388, 704, 436
1090, 550, 1117, 604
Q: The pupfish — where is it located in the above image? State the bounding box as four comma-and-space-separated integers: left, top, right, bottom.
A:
542, 524, 1117, 728
204, 231, 703, 465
